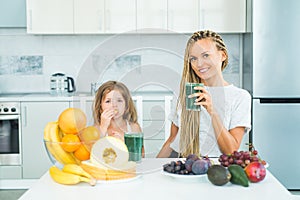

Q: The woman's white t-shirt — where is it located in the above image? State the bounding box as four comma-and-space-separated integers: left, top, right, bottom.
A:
169, 84, 252, 157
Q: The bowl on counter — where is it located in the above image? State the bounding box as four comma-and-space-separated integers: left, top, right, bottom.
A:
43, 123, 100, 167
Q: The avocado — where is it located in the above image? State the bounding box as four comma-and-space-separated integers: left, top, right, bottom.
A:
207, 165, 231, 186
228, 164, 249, 187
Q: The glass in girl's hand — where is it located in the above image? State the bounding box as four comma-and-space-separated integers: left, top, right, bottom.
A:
124, 132, 143, 162
185, 82, 203, 111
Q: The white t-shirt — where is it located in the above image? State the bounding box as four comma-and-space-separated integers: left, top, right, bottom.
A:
169, 84, 252, 157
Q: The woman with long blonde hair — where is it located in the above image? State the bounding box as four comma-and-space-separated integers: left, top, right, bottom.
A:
157, 30, 251, 158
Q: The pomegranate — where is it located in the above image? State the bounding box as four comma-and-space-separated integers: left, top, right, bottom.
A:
244, 161, 266, 183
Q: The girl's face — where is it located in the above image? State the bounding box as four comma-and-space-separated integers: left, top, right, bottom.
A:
101, 89, 126, 119
188, 38, 226, 84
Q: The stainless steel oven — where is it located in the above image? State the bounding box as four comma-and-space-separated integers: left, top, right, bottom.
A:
0, 102, 21, 165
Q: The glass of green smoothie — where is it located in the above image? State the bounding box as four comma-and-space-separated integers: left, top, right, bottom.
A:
124, 132, 143, 162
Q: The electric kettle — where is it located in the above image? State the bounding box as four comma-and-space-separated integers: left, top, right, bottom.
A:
50, 73, 76, 95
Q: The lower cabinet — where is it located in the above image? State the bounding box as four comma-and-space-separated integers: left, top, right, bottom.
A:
0, 166, 22, 179
21, 101, 69, 179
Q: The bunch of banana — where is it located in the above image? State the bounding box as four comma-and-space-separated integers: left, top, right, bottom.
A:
49, 165, 96, 186
62, 164, 92, 179
44, 121, 80, 165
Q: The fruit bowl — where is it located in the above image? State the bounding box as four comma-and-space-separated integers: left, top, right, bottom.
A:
43, 121, 100, 167
44, 137, 97, 167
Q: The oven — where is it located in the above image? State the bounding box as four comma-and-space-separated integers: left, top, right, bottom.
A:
0, 102, 21, 165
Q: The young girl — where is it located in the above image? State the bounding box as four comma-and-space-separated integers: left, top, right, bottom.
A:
93, 81, 142, 140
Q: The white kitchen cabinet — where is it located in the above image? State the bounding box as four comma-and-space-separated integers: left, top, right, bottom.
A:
74, 0, 105, 33
26, 0, 73, 34
74, 0, 136, 33
167, 0, 199, 33
27, 0, 135, 34
199, 0, 246, 32
21, 101, 69, 179
136, 0, 167, 32
104, 0, 136, 33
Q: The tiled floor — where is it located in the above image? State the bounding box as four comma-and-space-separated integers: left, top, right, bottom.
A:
0, 189, 27, 200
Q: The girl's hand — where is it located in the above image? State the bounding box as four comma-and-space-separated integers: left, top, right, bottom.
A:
100, 108, 115, 132
190, 86, 214, 115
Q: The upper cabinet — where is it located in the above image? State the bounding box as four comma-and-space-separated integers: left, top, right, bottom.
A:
26, 0, 73, 34
74, 0, 104, 33
137, 0, 167, 32
167, 0, 199, 33
26, 0, 247, 34
199, 0, 246, 33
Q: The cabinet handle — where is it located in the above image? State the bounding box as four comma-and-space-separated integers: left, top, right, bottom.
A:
97, 10, 102, 31
29, 9, 33, 31
106, 10, 111, 31
22, 106, 27, 127
200, 9, 205, 29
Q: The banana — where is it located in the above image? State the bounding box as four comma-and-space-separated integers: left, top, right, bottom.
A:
62, 164, 93, 179
44, 121, 80, 165
49, 166, 96, 186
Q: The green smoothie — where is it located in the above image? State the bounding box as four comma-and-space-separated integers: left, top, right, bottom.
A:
185, 82, 203, 111
124, 133, 143, 162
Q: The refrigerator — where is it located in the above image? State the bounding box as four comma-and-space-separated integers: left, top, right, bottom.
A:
252, 0, 300, 189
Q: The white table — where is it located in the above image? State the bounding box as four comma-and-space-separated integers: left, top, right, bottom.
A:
19, 158, 293, 200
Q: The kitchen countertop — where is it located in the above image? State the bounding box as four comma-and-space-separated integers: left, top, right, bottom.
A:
19, 158, 293, 200
0, 92, 94, 102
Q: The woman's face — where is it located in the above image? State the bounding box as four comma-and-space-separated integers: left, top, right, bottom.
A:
101, 89, 126, 119
188, 38, 226, 84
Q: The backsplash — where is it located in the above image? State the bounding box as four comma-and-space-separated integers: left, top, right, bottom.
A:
0, 28, 244, 94
0, 55, 43, 75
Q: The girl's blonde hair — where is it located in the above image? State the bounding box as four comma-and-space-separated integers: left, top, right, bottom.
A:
93, 81, 138, 125
178, 30, 228, 157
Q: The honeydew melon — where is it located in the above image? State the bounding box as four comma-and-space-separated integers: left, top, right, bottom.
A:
81, 136, 136, 181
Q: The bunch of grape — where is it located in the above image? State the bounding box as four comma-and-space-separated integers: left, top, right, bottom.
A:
163, 154, 212, 175
218, 150, 265, 168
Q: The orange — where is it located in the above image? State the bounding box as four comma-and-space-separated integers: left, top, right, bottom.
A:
61, 134, 81, 152
78, 126, 100, 151
79, 126, 100, 142
74, 144, 90, 161
58, 108, 87, 134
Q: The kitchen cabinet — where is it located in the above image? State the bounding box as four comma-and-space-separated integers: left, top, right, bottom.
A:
0, 0, 26, 27
26, 0, 247, 34
74, 0, 104, 33
75, 0, 136, 33
136, 0, 167, 32
27, 0, 135, 34
199, 0, 246, 32
21, 101, 69, 179
104, 0, 136, 33
0, 166, 22, 179
167, 0, 199, 33
26, 0, 73, 34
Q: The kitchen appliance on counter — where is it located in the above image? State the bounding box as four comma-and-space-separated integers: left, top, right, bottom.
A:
252, 0, 300, 189
0, 102, 21, 165
50, 73, 76, 95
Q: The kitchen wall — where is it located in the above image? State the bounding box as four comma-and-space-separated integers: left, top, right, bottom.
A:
0, 28, 244, 94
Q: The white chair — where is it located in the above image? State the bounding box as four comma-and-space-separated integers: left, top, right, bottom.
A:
132, 96, 143, 128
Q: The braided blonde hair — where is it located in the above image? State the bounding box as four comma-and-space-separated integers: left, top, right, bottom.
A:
178, 30, 228, 157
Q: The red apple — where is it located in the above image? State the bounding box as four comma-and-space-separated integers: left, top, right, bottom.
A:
244, 162, 266, 183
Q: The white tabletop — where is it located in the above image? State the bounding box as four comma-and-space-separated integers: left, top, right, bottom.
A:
19, 158, 293, 200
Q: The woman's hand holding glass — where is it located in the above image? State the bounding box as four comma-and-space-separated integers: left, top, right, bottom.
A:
189, 86, 214, 115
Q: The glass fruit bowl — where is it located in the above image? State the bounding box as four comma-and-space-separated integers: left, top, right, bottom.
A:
44, 139, 97, 167
43, 123, 100, 167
